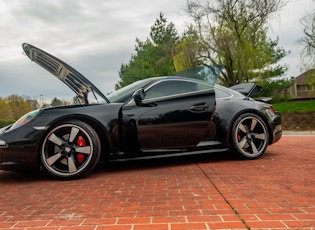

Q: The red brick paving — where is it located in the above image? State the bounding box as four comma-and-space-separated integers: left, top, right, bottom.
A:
0, 135, 314, 229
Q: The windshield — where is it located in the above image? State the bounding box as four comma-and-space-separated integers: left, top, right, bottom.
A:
107, 78, 153, 103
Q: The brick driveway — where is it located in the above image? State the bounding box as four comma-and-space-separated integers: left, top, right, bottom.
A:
0, 135, 314, 230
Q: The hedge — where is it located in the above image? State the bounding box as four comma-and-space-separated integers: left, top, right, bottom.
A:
0, 119, 15, 128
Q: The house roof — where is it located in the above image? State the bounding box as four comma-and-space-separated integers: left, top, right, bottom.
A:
295, 69, 315, 85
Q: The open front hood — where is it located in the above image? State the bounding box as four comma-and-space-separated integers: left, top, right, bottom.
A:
22, 43, 109, 104
229, 83, 262, 98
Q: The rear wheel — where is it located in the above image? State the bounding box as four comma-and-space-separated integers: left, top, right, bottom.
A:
40, 120, 101, 179
231, 113, 269, 159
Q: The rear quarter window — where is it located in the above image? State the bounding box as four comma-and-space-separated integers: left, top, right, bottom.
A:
215, 88, 232, 98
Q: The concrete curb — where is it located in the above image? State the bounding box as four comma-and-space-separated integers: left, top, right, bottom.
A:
283, 130, 315, 135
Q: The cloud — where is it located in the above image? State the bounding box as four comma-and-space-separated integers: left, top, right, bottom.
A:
0, 0, 313, 101
268, 0, 314, 76
0, 0, 187, 100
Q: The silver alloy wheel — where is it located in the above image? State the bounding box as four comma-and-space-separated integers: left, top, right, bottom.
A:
232, 114, 269, 159
40, 121, 100, 179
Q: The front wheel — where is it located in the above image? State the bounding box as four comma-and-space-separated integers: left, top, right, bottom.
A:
40, 120, 101, 179
231, 113, 269, 159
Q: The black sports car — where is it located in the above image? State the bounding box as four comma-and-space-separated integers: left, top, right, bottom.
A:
0, 43, 282, 179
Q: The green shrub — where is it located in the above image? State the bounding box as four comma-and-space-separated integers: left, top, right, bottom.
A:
0, 119, 15, 128
269, 95, 292, 103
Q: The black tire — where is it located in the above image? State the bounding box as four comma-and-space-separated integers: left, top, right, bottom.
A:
231, 113, 269, 159
40, 120, 101, 179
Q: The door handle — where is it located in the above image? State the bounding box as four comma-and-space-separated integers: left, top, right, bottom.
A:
189, 103, 209, 112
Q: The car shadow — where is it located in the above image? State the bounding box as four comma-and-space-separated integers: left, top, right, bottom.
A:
0, 168, 47, 182
0, 150, 235, 182
95, 150, 233, 174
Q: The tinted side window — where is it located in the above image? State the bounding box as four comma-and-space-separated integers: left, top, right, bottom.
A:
145, 80, 212, 99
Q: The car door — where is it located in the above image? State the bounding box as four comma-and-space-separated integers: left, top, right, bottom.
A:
121, 79, 216, 151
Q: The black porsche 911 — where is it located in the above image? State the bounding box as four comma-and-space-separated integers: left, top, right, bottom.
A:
0, 43, 282, 179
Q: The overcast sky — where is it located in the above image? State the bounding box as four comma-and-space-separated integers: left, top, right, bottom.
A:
0, 0, 314, 101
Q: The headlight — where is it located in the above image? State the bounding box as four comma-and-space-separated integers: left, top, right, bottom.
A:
9, 109, 40, 131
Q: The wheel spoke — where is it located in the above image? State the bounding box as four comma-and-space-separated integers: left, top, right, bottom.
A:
250, 141, 258, 154
250, 119, 257, 131
253, 133, 266, 140
75, 146, 92, 154
46, 153, 62, 166
238, 123, 247, 133
238, 137, 248, 149
69, 127, 79, 142
48, 133, 63, 146
68, 156, 77, 173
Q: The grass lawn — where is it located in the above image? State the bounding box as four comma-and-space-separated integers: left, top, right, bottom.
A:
272, 100, 315, 113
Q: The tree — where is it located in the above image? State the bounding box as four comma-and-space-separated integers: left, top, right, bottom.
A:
299, 6, 315, 71
23, 96, 40, 110
72, 96, 81, 105
5, 95, 32, 120
51, 97, 64, 107
116, 12, 179, 89
0, 97, 13, 120
185, 0, 288, 86
172, 26, 202, 71
256, 78, 293, 100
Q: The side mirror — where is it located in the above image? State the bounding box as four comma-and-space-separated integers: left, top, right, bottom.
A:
133, 88, 145, 106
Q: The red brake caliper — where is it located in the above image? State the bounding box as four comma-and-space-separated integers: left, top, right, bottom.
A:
76, 135, 86, 164
237, 132, 241, 142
